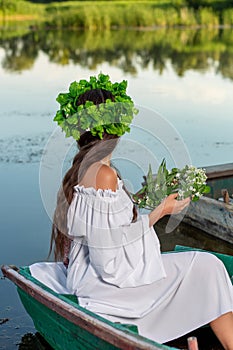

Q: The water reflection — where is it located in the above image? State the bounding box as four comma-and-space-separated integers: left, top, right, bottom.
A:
18, 332, 53, 350
1, 27, 233, 79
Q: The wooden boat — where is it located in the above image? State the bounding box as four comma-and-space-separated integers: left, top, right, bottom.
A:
180, 163, 233, 244
0, 264, 172, 350
179, 196, 233, 244
204, 162, 233, 200
1, 245, 233, 350
152, 163, 233, 245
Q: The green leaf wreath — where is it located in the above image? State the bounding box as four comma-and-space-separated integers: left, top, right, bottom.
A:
54, 73, 138, 140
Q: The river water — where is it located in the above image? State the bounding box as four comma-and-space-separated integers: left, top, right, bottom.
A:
0, 27, 233, 349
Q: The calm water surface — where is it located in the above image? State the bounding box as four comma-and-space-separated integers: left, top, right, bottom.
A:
0, 27, 233, 349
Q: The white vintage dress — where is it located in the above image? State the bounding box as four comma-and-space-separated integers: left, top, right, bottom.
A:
30, 178, 233, 344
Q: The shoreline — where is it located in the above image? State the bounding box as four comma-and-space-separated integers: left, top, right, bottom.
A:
1, 1, 233, 29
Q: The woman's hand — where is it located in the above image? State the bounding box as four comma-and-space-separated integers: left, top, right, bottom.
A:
148, 193, 190, 227
161, 193, 191, 216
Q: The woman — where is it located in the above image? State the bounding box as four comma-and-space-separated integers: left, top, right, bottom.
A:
31, 74, 233, 348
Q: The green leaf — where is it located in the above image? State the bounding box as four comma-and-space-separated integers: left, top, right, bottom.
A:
156, 160, 167, 187
66, 114, 78, 125
69, 81, 79, 97
146, 164, 154, 194
203, 185, 211, 194
53, 110, 64, 124
71, 129, 80, 141
56, 93, 71, 106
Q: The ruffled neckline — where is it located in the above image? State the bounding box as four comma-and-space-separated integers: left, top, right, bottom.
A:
74, 178, 123, 197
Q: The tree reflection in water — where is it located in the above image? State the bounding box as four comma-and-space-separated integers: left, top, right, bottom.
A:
0, 27, 233, 79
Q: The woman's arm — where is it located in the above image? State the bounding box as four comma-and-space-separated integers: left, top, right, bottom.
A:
148, 193, 190, 227
96, 166, 190, 228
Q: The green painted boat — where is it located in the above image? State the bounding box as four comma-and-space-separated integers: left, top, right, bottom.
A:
2, 245, 233, 350
1, 264, 174, 350
205, 162, 233, 200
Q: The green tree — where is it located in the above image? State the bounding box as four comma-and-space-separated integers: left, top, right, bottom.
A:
0, 0, 17, 15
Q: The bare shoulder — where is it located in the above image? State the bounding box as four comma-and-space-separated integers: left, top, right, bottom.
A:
96, 164, 118, 191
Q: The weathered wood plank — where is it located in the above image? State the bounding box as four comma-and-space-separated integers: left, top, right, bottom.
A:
181, 197, 233, 244
204, 163, 233, 180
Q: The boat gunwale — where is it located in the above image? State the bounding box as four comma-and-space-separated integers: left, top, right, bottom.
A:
205, 163, 233, 180
191, 196, 233, 211
1, 265, 173, 350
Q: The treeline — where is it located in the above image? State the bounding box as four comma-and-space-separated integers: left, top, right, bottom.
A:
186, 0, 233, 10
0, 0, 43, 16
44, 2, 233, 29
1, 1, 233, 28
1, 28, 233, 79
27, 0, 233, 8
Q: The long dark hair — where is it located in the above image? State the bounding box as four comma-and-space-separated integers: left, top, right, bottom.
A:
49, 88, 137, 263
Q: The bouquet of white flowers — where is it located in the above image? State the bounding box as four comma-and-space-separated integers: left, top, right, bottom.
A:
133, 159, 210, 210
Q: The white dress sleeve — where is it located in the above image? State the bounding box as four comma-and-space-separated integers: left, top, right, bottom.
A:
67, 180, 166, 288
